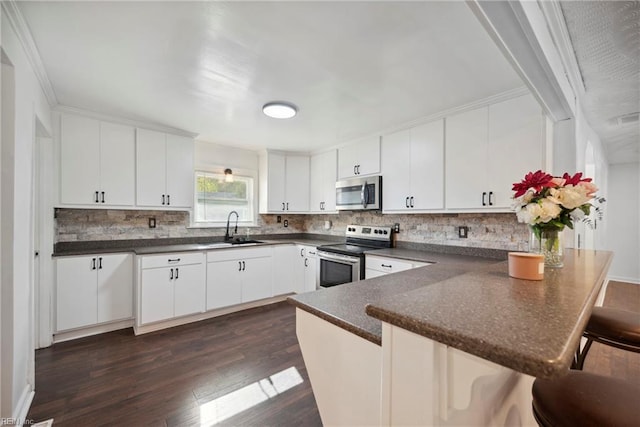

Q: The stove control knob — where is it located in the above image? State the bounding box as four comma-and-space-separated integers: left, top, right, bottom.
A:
383, 230, 388, 235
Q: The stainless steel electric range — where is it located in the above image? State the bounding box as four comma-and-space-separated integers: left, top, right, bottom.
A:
316, 224, 393, 288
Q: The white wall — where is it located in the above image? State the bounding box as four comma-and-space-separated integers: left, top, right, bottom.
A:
606, 163, 640, 283
1, 7, 52, 420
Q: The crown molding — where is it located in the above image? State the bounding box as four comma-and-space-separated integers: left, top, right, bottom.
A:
538, 0, 585, 97
2, 0, 58, 106
53, 105, 198, 138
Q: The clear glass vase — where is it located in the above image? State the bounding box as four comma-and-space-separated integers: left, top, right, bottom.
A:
529, 227, 564, 268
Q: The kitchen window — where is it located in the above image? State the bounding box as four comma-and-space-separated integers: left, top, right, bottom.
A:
194, 171, 255, 226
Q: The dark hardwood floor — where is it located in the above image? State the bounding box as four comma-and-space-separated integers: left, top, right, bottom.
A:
28, 302, 322, 426
28, 281, 639, 426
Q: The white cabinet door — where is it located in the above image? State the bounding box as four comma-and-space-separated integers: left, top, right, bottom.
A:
445, 108, 489, 209
411, 120, 444, 210
166, 134, 194, 208
136, 128, 167, 207
365, 269, 386, 279
140, 267, 174, 324
304, 255, 317, 292
206, 260, 242, 310
266, 152, 286, 212
309, 150, 337, 213
97, 253, 133, 323
285, 155, 310, 212
173, 263, 205, 317
242, 256, 273, 302
338, 136, 381, 179
273, 245, 297, 296
381, 128, 412, 211
99, 122, 135, 206
488, 94, 544, 208
60, 115, 100, 205
56, 256, 98, 331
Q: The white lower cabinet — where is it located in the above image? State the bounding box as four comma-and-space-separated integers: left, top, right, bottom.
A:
365, 255, 430, 279
56, 253, 133, 331
273, 245, 298, 296
297, 245, 318, 293
138, 252, 205, 325
206, 247, 273, 310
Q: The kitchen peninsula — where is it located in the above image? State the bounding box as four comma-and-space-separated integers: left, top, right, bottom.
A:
289, 249, 613, 426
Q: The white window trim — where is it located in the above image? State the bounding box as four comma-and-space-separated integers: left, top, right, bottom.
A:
190, 166, 259, 228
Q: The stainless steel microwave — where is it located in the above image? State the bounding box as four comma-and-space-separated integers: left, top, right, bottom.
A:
335, 176, 382, 211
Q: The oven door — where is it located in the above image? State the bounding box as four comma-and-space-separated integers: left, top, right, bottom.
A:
317, 251, 361, 288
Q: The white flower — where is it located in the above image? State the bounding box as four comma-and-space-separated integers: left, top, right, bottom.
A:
548, 186, 591, 210
538, 198, 562, 223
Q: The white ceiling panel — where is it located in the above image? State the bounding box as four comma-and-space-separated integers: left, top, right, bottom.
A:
18, 1, 524, 151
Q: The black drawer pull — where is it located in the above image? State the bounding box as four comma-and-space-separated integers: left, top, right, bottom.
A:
381, 264, 392, 268
168, 258, 180, 263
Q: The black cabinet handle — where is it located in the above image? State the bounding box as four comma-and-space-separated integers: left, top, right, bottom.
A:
410, 196, 414, 208
304, 258, 308, 267
282, 202, 285, 211
101, 191, 105, 203
242, 261, 246, 271
167, 194, 170, 205
381, 264, 392, 268
168, 258, 180, 263
405, 196, 409, 208
238, 261, 242, 271
95, 191, 99, 203
162, 194, 166, 205
170, 268, 174, 280
300, 248, 305, 257
98, 257, 102, 269
91, 258, 96, 270
175, 267, 179, 279
488, 191, 494, 206
354, 165, 357, 175
286, 202, 289, 211
482, 192, 487, 206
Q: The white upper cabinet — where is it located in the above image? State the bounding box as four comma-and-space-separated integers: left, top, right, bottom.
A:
259, 152, 310, 213
337, 136, 381, 179
382, 120, 444, 212
60, 114, 135, 206
445, 93, 545, 210
136, 128, 194, 208
309, 150, 337, 213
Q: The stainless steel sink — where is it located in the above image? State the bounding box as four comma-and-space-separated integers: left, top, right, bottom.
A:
196, 242, 233, 250
230, 239, 263, 245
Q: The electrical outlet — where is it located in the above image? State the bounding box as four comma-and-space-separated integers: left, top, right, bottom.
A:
458, 226, 468, 238
393, 223, 400, 233
148, 217, 156, 228
283, 219, 288, 228
277, 215, 282, 223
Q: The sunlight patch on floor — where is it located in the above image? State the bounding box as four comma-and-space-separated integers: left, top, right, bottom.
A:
200, 366, 304, 426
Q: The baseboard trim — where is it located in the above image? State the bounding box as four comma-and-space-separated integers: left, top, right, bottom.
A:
607, 275, 640, 285
53, 319, 135, 344
14, 385, 34, 426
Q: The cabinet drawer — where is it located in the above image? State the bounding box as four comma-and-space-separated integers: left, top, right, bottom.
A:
141, 252, 204, 269
207, 246, 272, 263
366, 256, 412, 274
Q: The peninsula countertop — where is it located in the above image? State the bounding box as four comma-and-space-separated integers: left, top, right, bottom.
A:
289, 249, 613, 379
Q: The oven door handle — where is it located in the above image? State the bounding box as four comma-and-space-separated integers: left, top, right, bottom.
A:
317, 251, 360, 265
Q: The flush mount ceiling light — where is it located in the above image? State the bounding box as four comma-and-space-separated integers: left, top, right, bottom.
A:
262, 101, 298, 119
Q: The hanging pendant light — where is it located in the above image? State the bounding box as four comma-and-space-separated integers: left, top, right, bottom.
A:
224, 168, 234, 183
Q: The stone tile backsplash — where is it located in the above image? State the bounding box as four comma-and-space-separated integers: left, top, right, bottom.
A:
55, 208, 529, 251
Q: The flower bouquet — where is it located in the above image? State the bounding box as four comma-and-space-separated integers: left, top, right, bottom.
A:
512, 170, 599, 267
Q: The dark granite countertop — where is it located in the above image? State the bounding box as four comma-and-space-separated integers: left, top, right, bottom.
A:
52, 234, 342, 257
289, 252, 501, 345
289, 249, 613, 379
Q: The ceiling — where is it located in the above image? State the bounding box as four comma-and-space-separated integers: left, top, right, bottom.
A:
560, 1, 640, 164
17, 1, 524, 152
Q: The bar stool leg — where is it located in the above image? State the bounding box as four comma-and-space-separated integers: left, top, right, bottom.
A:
572, 338, 594, 370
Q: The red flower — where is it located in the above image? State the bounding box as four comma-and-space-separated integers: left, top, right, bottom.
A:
512, 170, 555, 198
562, 172, 592, 186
